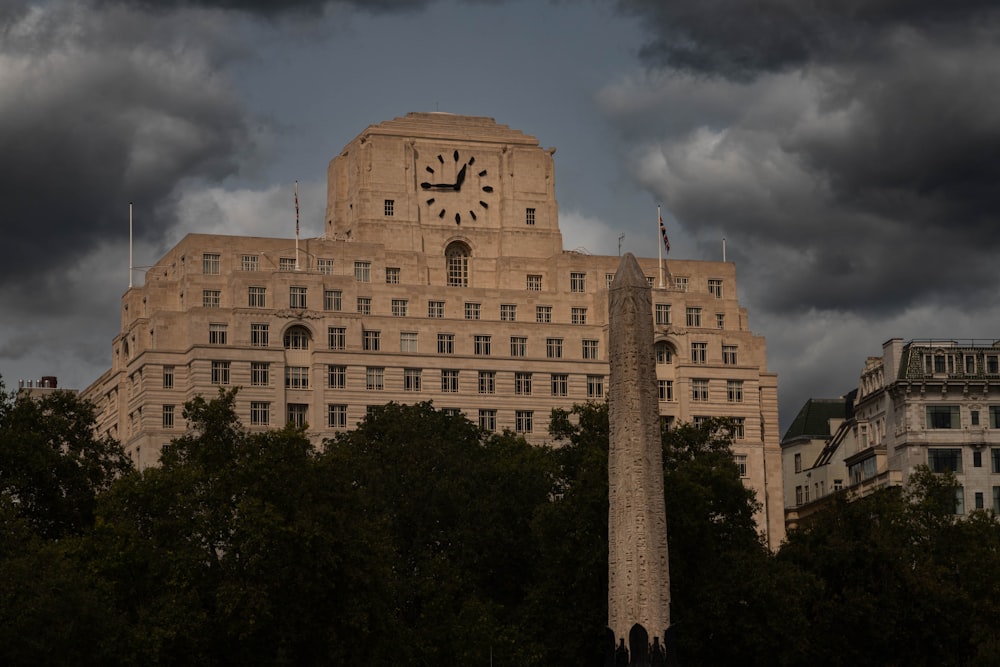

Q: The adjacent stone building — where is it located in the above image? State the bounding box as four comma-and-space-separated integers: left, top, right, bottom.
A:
83, 112, 785, 546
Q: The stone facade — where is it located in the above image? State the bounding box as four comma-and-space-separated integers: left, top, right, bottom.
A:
82, 112, 785, 547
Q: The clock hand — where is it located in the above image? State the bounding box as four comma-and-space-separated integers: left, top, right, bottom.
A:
454, 164, 467, 190
421, 181, 456, 190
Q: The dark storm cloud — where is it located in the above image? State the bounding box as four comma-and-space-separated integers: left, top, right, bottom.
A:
94, 0, 432, 16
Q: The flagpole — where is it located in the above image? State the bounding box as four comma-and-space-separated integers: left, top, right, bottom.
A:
129, 202, 133, 288
657, 205, 664, 288
294, 181, 300, 271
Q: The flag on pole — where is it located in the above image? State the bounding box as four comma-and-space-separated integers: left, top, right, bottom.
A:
658, 208, 670, 253
294, 181, 300, 237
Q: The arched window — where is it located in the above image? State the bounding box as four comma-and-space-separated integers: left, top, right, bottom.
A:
655, 341, 674, 365
284, 325, 311, 350
445, 241, 470, 287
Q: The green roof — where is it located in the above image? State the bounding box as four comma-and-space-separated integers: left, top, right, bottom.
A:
781, 393, 854, 444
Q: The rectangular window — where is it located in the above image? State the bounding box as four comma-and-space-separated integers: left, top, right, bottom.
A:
658, 380, 674, 402
290, 287, 307, 309
928, 448, 963, 473
526, 274, 542, 291
991, 448, 1000, 473
248, 286, 266, 308
551, 374, 568, 397
391, 299, 408, 317
656, 343, 673, 364
582, 339, 599, 360
209, 323, 228, 344
241, 255, 258, 271
163, 365, 174, 389
464, 303, 481, 320
327, 365, 346, 389
691, 342, 707, 364
279, 257, 296, 271
287, 404, 308, 428
317, 258, 334, 275
971, 410, 980, 426
478, 371, 496, 395
525, 207, 536, 225
354, 261, 371, 283
365, 367, 384, 391
250, 323, 269, 347
954, 488, 965, 515
794, 452, 802, 473
686, 307, 701, 327
162, 405, 174, 428
708, 279, 723, 298
356, 297, 371, 315
437, 333, 455, 354
328, 404, 347, 428
536, 306, 552, 323
965, 355, 976, 374
990, 406, 1000, 428
727, 380, 744, 403
516, 410, 533, 433
974, 449, 983, 467
250, 401, 269, 426
729, 417, 745, 439
284, 327, 308, 350
571, 307, 587, 325
211, 361, 230, 385
587, 375, 604, 399
441, 369, 459, 393
723, 345, 738, 365
735, 454, 748, 477
363, 330, 381, 351
285, 366, 310, 389
927, 405, 960, 429
324, 290, 342, 311
328, 327, 346, 350
546, 338, 563, 359
384, 199, 395, 217
251, 362, 269, 387
795, 486, 803, 505
570, 272, 586, 293
479, 409, 497, 432
385, 267, 400, 284
606, 273, 615, 288
655, 304, 671, 325
202, 253, 220, 274
203, 290, 221, 308
474, 335, 491, 356
716, 313, 725, 329
994, 487, 1000, 514
400, 332, 418, 352
692, 379, 709, 401
500, 304, 517, 321
988, 355, 1000, 374
674, 276, 689, 291
403, 368, 422, 392
975, 491, 984, 510
515, 372, 532, 396
428, 300, 444, 318
510, 336, 527, 357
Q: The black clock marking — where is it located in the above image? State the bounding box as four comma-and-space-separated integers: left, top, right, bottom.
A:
453, 150, 459, 161
478, 170, 487, 177
480, 201, 489, 209
469, 210, 477, 221
426, 166, 434, 174
482, 186, 494, 193
437, 154, 444, 163
438, 209, 445, 218
426, 198, 435, 205
455, 212, 461, 224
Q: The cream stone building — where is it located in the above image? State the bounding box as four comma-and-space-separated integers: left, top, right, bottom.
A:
83, 113, 785, 546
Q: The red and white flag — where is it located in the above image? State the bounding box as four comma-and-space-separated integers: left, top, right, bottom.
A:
658, 208, 670, 253
294, 181, 300, 237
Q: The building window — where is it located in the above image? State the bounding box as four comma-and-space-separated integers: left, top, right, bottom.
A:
975, 491, 984, 510
674, 276, 688, 291
162, 405, 174, 428
209, 323, 227, 345
465, 303, 481, 320
290, 287, 307, 309
954, 488, 965, 515
716, 313, 725, 329
446, 241, 470, 287
403, 368, 422, 392
285, 366, 309, 389
723, 345, 738, 365
587, 375, 604, 399
974, 449, 983, 467
500, 304, 517, 321
365, 367, 384, 391
971, 410, 980, 426
992, 449, 1000, 473
510, 336, 527, 357
794, 452, 802, 473
248, 286, 266, 308
354, 261, 371, 283
727, 380, 744, 403
525, 207, 536, 225
647, 277, 655, 287
328, 404, 348, 428
279, 257, 296, 271
386, 267, 400, 284
315, 258, 333, 275
363, 330, 381, 351
526, 274, 542, 291
927, 405, 960, 429
536, 306, 552, 323
479, 409, 497, 432
655, 342, 673, 365
203, 290, 221, 308
994, 487, 1000, 514
251, 362, 269, 386
328, 327, 346, 350
729, 417, 745, 439
516, 410, 533, 433
655, 304, 671, 325
658, 380, 674, 402
392, 299, 408, 317
241, 255, 258, 271
324, 290, 342, 311
384, 199, 395, 216
965, 355, 976, 374
428, 300, 444, 318
162, 365, 174, 389
251, 323, 269, 347
570, 272, 586, 293
478, 371, 496, 395
990, 406, 1000, 428
441, 369, 459, 393
211, 361, 230, 385
795, 486, 803, 505
546, 338, 563, 358
686, 307, 701, 327
692, 379, 709, 401
283, 326, 310, 350
327, 365, 346, 389
437, 333, 455, 354
928, 448, 962, 473
833, 479, 843, 492
583, 339, 599, 360
356, 297, 371, 315
691, 342, 707, 364
202, 253, 220, 274
287, 404, 308, 428
515, 372, 532, 396
735, 454, 748, 477
474, 335, 491, 356
708, 279, 723, 298
250, 401, 269, 426
571, 307, 587, 325
606, 273, 616, 288
400, 332, 418, 352
988, 355, 1000, 374
551, 374, 568, 397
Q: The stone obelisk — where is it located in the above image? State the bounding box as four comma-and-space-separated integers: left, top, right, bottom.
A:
607, 252, 671, 657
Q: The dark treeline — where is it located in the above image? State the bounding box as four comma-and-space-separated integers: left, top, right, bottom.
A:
2, 384, 1000, 666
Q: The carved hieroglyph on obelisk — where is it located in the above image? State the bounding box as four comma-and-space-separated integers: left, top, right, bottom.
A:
608, 252, 670, 650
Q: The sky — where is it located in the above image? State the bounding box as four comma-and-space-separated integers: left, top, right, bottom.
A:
3, 0, 1000, 433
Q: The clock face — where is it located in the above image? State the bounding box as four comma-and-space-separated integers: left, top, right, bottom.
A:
420, 149, 495, 225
